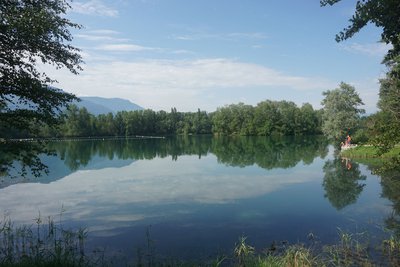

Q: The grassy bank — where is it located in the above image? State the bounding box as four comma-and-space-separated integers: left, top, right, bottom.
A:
340, 145, 400, 160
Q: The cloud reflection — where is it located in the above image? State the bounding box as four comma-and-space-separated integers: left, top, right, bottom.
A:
0, 155, 322, 237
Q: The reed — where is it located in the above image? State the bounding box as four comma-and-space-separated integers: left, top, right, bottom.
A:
0, 215, 105, 267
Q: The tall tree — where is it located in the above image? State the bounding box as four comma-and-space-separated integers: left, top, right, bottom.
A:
321, 0, 400, 149
379, 65, 400, 119
321, 82, 365, 143
0, 0, 82, 135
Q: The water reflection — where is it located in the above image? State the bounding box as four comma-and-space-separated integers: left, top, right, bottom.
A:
48, 135, 329, 171
322, 157, 367, 210
1, 136, 399, 260
0, 141, 50, 178
1, 136, 329, 186
0, 136, 332, 235
368, 161, 400, 237
212, 136, 328, 169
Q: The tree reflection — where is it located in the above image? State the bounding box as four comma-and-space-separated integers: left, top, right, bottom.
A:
322, 157, 366, 210
211, 135, 329, 169
47, 136, 213, 170
0, 141, 51, 178
373, 159, 400, 237
1, 136, 330, 186
48, 135, 329, 171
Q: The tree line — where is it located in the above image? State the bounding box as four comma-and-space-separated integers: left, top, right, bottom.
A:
10, 100, 323, 138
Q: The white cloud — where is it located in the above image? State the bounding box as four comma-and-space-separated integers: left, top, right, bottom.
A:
171, 49, 194, 55
172, 31, 267, 41
45, 58, 335, 111
71, 0, 119, 17
340, 42, 391, 57
227, 32, 267, 39
88, 29, 120, 35
76, 34, 129, 42
83, 58, 330, 90
95, 44, 158, 52
348, 78, 382, 114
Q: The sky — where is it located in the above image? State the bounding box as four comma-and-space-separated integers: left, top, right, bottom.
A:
46, 0, 390, 113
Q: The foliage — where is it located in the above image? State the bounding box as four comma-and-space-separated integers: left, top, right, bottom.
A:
0, 0, 82, 136
372, 60, 400, 151
212, 100, 322, 136
321, 82, 365, 143
51, 106, 212, 138
320, 0, 400, 65
379, 66, 400, 119
3, 99, 324, 139
321, 0, 400, 151
0, 140, 51, 178
362, 111, 400, 153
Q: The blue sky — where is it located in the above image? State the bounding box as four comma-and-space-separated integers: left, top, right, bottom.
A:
47, 0, 389, 113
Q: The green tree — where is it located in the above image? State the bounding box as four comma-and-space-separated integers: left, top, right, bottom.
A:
322, 0, 400, 150
372, 67, 400, 150
379, 71, 400, 119
298, 103, 319, 135
61, 105, 94, 137
276, 101, 298, 135
253, 100, 278, 135
0, 0, 82, 136
321, 82, 365, 143
320, 0, 400, 64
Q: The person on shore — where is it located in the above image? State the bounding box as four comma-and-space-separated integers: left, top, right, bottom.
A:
346, 135, 351, 145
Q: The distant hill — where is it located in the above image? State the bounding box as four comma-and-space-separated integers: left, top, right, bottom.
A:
5, 90, 143, 116
74, 96, 143, 115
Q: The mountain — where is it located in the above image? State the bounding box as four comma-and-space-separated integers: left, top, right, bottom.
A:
5, 90, 143, 116
74, 96, 143, 115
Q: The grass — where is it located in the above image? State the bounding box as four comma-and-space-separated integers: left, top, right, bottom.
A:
227, 231, 396, 267
0, 218, 399, 266
340, 145, 400, 160
0, 215, 107, 267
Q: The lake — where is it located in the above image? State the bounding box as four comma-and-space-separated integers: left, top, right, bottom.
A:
0, 136, 396, 262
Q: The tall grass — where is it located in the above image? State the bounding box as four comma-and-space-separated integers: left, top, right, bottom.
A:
0, 215, 106, 267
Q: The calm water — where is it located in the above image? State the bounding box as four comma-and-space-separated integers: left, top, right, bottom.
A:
0, 136, 395, 261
